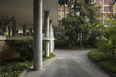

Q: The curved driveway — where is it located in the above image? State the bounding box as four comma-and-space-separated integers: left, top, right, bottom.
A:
24, 49, 111, 77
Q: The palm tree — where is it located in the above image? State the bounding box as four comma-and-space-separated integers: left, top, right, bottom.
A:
0, 15, 14, 35
58, 0, 69, 18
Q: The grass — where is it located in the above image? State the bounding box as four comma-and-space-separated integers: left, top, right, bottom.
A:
89, 50, 116, 75
56, 47, 96, 50
0, 53, 56, 77
98, 61, 116, 73
88, 50, 112, 61
43, 53, 56, 61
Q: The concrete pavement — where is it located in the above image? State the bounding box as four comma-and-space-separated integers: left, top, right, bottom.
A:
24, 49, 112, 77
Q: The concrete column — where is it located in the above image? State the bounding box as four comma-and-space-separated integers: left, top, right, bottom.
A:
12, 20, 16, 36
44, 11, 49, 37
53, 40, 54, 52
52, 28, 55, 53
49, 20, 52, 37
50, 40, 53, 53
29, 28, 32, 36
33, 0, 43, 71
23, 25, 26, 36
44, 11, 50, 57
52, 27, 54, 37
46, 41, 49, 57
49, 20, 53, 53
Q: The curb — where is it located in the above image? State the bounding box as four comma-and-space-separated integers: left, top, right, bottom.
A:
17, 67, 30, 77
17, 57, 56, 77
88, 54, 116, 77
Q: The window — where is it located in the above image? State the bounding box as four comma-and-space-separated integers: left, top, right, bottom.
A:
98, 1, 101, 4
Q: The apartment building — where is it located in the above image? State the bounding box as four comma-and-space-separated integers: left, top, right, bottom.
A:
95, 0, 116, 26
58, 5, 70, 25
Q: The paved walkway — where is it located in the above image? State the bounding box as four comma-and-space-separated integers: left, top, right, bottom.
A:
24, 49, 111, 77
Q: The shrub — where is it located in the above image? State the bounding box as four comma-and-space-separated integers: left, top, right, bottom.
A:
0, 61, 33, 77
16, 36, 46, 61
16, 37, 33, 61
99, 61, 116, 73
89, 50, 113, 61
0, 53, 56, 77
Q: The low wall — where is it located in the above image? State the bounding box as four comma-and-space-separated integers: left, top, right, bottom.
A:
0, 41, 5, 52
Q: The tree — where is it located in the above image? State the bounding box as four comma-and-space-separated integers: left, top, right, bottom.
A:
62, 16, 92, 47
72, 0, 99, 25
0, 15, 14, 35
58, 0, 69, 18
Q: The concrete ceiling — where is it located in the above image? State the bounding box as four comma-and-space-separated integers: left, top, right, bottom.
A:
0, 0, 58, 30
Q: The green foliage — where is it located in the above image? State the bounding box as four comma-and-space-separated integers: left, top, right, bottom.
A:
16, 37, 33, 61
89, 50, 116, 74
56, 16, 103, 48
61, 16, 99, 47
0, 51, 56, 77
0, 61, 33, 77
0, 15, 15, 35
87, 21, 103, 46
58, 0, 68, 6
72, 0, 100, 25
97, 17, 116, 61
89, 50, 113, 61
43, 53, 56, 61
99, 61, 116, 73
16, 36, 46, 61
55, 40, 69, 48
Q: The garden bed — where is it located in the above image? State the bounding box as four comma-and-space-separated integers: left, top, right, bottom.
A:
88, 50, 116, 77
0, 53, 56, 77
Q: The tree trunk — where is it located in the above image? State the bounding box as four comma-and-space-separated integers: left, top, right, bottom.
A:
63, 4, 66, 40
70, 0, 72, 17
64, 4, 65, 18
74, 0, 76, 16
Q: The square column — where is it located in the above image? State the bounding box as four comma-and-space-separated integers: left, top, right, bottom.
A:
33, 0, 43, 71
12, 20, 16, 36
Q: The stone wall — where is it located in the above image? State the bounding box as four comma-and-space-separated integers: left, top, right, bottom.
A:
0, 41, 5, 52
0, 40, 20, 60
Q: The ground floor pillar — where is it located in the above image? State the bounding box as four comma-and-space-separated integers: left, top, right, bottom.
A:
44, 11, 50, 57
33, 0, 43, 71
23, 25, 26, 36
12, 20, 16, 36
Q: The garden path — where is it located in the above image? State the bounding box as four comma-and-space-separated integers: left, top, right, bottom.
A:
24, 49, 111, 77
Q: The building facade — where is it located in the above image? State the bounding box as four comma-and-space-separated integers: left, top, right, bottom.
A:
95, 0, 116, 26
58, 5, 70, 25
0, 0, 58, 70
